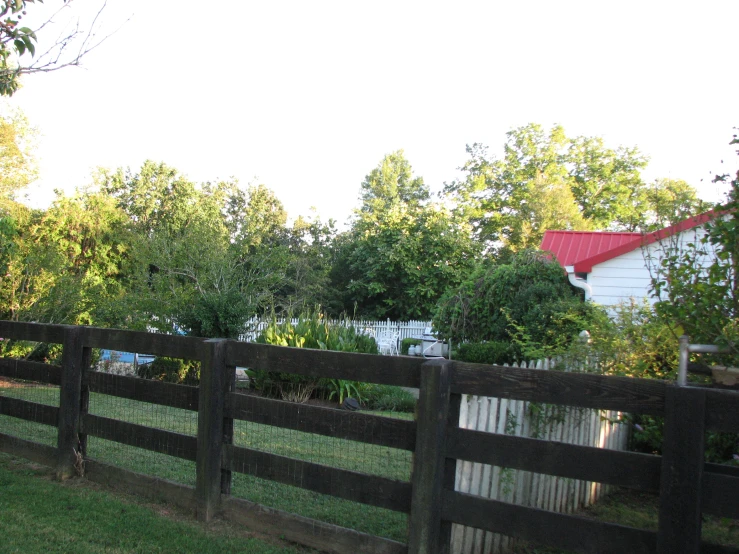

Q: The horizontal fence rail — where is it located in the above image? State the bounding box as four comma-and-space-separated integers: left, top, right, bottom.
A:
0, 320, 737, 554
226, 393, 416, 451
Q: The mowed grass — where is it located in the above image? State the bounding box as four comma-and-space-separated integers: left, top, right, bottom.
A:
0, 452, 305, 554
3, 380, 739, 551
510, 489, 739, 553
0, 380, 411, 542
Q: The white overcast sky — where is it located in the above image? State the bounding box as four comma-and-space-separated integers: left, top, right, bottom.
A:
6, 0, 739, 227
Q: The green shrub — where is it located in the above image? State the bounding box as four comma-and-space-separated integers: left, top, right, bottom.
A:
455, 341, 522, 365
631, 415, 738, 465
401, 338, 422, 355
137, 357, 200, 385
361, 384, 416, 412
253, 310, 378, 403
434, 250, 604, 358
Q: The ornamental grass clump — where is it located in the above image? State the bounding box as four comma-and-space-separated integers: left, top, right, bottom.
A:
252, 309, 378, 403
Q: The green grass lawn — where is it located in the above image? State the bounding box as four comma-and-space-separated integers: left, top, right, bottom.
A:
0, 452, 306, 554
510, 487, 739, 553
6, 378, 735, 552
0, 380, 411, 542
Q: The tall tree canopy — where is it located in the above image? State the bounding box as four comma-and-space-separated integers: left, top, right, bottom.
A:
0, 107, 36, 204
445, 123, 705, 253
332, 150, 479, 320
95, 161, 291, 338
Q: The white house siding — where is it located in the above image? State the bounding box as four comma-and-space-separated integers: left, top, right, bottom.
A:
586, 225, 715, 310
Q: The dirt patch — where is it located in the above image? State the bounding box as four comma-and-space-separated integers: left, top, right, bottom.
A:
0, 376, 56, 389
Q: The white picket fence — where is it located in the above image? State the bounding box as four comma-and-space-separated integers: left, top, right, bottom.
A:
239, 317, 431, 344
451, 359, 631, 554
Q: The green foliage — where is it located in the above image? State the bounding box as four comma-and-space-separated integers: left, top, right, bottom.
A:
325, 379, 363, 405
631, 415, 738, 465
360, 384, 416, 413
332, 150, 480, 320
444, 123, 705, 254
580, 300, 681, 379
434, 250, 599, 356
0, 338, 60, 362
252, 310, 377, 401
647, 132, 739, 363
98, 162, 290, 338
0, 1, 40, 96
0, 108, 37, 201
455, 341, 522, 365
137, 357, 200, 386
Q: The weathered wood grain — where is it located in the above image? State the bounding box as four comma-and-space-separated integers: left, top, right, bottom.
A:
57, 326, 83, 480
0, 396, 59, 425
227, 444, 411, 513
226, 341, 422, 387
222, 496, 407, 554
447, 428, 662, 492
0, 320, 65, 344
442, 490, 656, 554
88, 371, 198, 411
439, 392, 461, 554
703, 470, 739, 520
657, 386, 705, 554
451, 362, 667, 414
80, 326, 202, 360
408, 360, 452, 554
221, 365, 236, 496
80, 413, 198, 461
78, 346, 92, 457
0, 358, 62, 385
704, 388, 739, 433
0, 432, 57, 467
227, 392, 416, 451
196, 339, 228, 521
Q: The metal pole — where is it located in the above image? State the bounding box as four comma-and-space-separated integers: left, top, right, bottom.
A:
677, 335, 689, 386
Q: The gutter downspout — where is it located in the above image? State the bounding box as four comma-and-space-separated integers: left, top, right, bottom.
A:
565, 265, 592, 301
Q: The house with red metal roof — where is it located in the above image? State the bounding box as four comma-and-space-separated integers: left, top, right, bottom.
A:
540, 211, 718, 310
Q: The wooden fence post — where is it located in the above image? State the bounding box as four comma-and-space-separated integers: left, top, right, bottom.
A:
57, 326, 84, 480
657, 386, 706, 554
78, 345, 93, 457
408, 359, 453, 554
196, 338, 228, 521
439, 391, 461, 554
221, 361, 236, 497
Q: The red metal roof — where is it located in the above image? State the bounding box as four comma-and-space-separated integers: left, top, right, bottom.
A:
540, 231, 640, 268
540, 210, 718, 273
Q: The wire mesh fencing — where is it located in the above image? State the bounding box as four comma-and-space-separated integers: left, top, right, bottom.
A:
0, 373, 60, 447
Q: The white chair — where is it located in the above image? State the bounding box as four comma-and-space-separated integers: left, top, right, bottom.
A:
376, 331, 399, 356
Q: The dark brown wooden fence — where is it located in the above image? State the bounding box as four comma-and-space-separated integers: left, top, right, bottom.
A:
0, 321, 738, 554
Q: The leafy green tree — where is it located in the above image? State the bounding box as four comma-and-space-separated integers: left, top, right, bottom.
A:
0, 191, 127, 326
358, 149, 429, 216
434, 250, 601, 354
277, 212, 340, 313
1, 0, 109, 96
567, 134, 647, 229
445, 124, 651, 252
648, 133, 739, 361
333, 151, 479, 320
642, 178, 708, 231
0, 107, 36, 203
28, 192, 129, 325
98, 161, 291, 338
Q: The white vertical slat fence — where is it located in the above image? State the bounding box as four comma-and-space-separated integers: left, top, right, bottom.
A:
450, 359, 631, 554
239, 317, 431, 344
